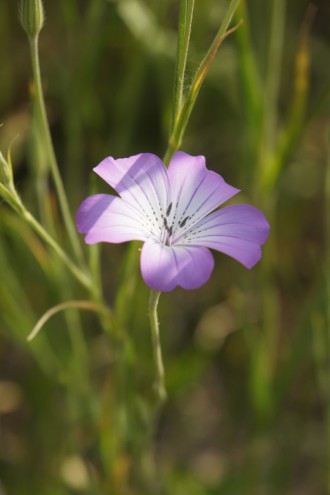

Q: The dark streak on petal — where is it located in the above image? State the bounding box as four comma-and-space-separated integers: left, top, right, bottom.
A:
179, 216, 190, 228
166, 202, 172, 216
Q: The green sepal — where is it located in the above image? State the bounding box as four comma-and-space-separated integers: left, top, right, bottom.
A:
19, 0, 45, 39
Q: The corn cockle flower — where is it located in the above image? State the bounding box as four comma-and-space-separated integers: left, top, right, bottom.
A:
77, 152, 269, 292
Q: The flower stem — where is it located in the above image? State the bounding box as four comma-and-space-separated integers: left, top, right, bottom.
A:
22, 209, 93, 292
165, 0, 242, 163
170, 23, 242, 157
172, 0, 195, 127
29, 36, 85, 266
27, 300, 112, 341
148, 290, 166, 403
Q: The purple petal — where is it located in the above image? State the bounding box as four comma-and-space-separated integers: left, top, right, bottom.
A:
179, 204, 270, 268
77, 194, 148, 244
140, 239, 214, 291
168, 151, 239, 240
93, 153, 171, 228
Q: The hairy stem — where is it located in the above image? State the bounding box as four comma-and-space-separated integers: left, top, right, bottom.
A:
148, 290, 166, 403
165, 0, 242, 163
172, 0, 195, 127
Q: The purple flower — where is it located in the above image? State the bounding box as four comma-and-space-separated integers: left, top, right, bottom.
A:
77, 152, 269, 292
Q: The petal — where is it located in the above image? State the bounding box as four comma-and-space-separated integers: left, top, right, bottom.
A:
180, 204, 270, 268
167, 151, 239, 240
77, 194, 148, 244
93, 153, 171, 231
140, 239, 214, 291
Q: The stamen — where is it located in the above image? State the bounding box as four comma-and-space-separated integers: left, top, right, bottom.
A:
161, 217, 174, 245
163, 217, 172, 234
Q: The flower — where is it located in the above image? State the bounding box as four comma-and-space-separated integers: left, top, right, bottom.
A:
77, 152, 270, 292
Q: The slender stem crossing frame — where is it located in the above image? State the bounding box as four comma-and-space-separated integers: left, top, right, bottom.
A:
29, 36, 85, 265
148, 290, 166, 403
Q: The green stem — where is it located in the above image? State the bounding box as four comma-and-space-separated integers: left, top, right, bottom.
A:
29, 36, 85, 266
0, 183, 95, 294
249, 0, 285, 420
163, 141, 178, 167
22, 209, 93, 292
235, 0, 262, 181
28, 300, 111, 341
148, 290, 166, 403
265, 0, 285, 143
172, 0, 195, 127
258, 0, 285, 170
166, 0, 242, 160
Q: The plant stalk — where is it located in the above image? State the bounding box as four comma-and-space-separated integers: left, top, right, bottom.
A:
148, 289, 166, 403
29, 36, 85, 265
22, 209, 93, 292
172, 0, 195, 127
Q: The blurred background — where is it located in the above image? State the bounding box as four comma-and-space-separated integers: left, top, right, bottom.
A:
0, 0, 330, 493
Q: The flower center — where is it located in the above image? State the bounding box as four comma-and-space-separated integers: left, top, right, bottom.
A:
145, 200, 196, 246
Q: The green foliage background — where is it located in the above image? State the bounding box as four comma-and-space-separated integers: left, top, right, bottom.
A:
0, 0, 330, 493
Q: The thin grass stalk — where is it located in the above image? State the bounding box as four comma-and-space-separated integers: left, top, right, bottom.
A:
246, 0, 285, 421
254, 1, 286, 424
234, 1, 262, 181
31, 107, 57, 234
22, 209, 93, 291
58, 275, 91, 392
0, 240, 61, 374
29, 36, 85, 266
258, 0, 285, 173
259, 4, 314, 191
